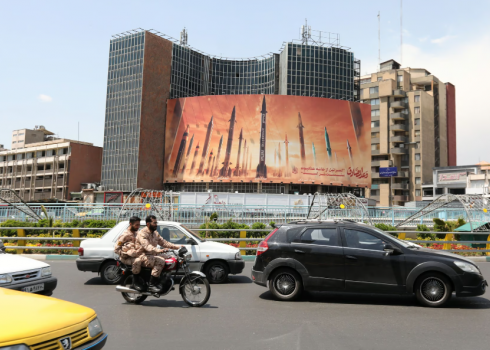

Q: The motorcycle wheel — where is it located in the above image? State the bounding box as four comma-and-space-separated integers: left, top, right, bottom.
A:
121, 275, 147, 304
180, 275, 211, 307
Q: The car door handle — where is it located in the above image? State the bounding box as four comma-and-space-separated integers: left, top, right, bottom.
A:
294, 249, 305, 254
345, 255, 357, 260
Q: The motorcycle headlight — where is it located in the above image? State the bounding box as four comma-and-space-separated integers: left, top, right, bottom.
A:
185, 254, 192, 261
0, 345, 30, 350
0, 274, 12, 284
235, 252, 242, 260
88, 317, 103, 338
42, 266, 52, 276
454, 261, 481, 274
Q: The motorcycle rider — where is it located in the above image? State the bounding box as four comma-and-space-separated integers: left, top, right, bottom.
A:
136, 215, 182, 293
114, 216, 145, 291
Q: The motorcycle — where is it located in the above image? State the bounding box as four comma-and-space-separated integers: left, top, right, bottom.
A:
115, 246, 211, 307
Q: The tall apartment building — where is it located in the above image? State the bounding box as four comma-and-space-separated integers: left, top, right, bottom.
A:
361, 59, 456, 206
0, 132, 103, 201
101, 28, 360, 192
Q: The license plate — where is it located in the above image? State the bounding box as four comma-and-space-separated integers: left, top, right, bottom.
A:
22, 283, 44, 293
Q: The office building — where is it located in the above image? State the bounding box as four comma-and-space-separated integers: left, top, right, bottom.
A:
101, 27, 361, 192
11, 125, 55, 150
362, 59, 457, 206
0, 128, 102, 201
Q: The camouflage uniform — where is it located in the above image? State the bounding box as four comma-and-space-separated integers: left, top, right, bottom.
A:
114, 228, 144, 274
136, 226, 180, 277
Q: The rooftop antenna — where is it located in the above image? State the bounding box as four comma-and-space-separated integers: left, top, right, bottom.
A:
378, 11, 381, 70
180, 27, 188, 46
400, 0, 403, 66
301, 19, 311, 45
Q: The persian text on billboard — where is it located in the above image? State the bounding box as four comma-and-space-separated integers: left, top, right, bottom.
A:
164, 95, 371, 186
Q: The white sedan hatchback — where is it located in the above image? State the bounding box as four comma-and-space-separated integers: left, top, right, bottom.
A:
76, 221, 245, 284
0, 240, 57, 295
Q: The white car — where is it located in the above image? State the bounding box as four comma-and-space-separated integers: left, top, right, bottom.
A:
76, 221, 245, 284
0, 240, 57, 295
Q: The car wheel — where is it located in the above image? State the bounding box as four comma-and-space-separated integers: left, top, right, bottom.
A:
415, 272, 452, 307
100, 260, 123, 285
269, 268, 303, 301
205, 261, 229, 284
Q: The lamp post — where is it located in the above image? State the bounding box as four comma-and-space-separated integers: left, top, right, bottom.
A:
389, 159, 393, 207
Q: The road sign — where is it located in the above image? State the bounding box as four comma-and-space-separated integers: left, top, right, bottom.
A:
379, 167, 398, 177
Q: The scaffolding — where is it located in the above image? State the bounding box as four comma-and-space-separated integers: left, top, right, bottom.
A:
307, 192, 373, 225
0, 188, 42, 221
116, 189, 177, 222
396, 194, 490, 232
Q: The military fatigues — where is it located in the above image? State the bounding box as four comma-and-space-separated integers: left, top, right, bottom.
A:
114, 228, 144, 274
136, 226, 180, 277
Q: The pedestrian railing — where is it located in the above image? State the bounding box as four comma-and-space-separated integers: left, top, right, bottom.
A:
1, 227, 489, 255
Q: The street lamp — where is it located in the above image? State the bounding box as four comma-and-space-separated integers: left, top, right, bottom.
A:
389, 159, 393, 207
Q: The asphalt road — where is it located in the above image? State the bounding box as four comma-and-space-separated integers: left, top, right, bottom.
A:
47, 261, 490, 350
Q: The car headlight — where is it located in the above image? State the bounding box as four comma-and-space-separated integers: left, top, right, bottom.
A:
454, 261, 480, 274
88, 317, 103, 338
0, 274, 12, 284
0, 345, 30, 350
235, 252, 242, 260
41, 266, 52, 276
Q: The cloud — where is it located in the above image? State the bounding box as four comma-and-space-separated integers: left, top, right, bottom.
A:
38, 94, 53, 102
419, 37, 428, 42
430, 35, 456, 44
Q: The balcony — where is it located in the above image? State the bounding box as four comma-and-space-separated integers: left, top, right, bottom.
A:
393, 89, 406, 97
391, 147, 408, 155
395, 171, 409, 178
372, 173, 380, 179
371, 126, 380, 133
35, 179, 46, 187
414, 124, 421, 131
370, 195, 381, 201
391, 101, 408, 109
371, 184, 379, 190
393, 195, 409, 202
413, 136, 420, 142
390, 112, 408, 121
390, 136, 408, 143
371, 160, 390, 167
392, 183, 409, 190
371, 150, 380, 155
371, 138, 380, 144
391, 124, 407, 132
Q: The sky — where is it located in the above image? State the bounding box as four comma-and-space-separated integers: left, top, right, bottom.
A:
1, 0, 489, 165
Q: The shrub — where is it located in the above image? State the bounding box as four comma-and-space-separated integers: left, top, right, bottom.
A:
416, 224, 435, 240
374, 223, 398, 236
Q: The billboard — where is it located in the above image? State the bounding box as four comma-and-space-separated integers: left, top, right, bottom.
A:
164, 95, 371, 186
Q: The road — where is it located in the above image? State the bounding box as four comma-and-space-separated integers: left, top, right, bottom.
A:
48, 261, 490, 350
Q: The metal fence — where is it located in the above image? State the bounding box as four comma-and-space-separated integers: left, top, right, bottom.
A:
1, 227, 489, 255
0, 203, 485, 228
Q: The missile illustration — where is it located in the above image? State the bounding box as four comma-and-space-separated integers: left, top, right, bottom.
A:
206, 149, 214, 175
324, 127, 332, 161
241, 140, 247, 176
284, 134, 290, 177
243, 145, 249, 176
210, 155, 216, 177
219, 107, 236, 177
277, 142, 282, 177
297, 113, 306, 166
312, 142, 317, 170
233, 128, 244, 176
347, 139, 353, 168
213, 135, 223, 176
181, 134, 194, 174
172, 124, 189, 177
255, 96, 268, 178
334, 152, 338, 168
197, 116, 214, 176
190, 142, 200, 171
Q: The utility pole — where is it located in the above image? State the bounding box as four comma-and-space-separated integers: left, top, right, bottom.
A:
378, 11, 381, 69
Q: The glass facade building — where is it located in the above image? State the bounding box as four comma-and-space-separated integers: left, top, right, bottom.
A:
101, 29, 360, 192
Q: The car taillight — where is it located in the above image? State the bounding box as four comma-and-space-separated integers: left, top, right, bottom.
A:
78, 247, 84, 256
257, 228, 278, 256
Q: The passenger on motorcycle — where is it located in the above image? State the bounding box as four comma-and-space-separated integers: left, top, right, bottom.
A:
114, 216, 145, 291
136, 215, 183, 293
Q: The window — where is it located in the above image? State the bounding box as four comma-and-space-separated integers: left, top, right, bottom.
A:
414, 130, 420, 137
158, 226, 188, 245
371, 109, 380, 117
377, 77, 382, 81
414, 118, 420, 125
19, 133, 24, 136
371, 121, 380, 128
371, 144, 380, 150
371, 99, 380, 106
414, 95, 420, 103
369, 87, 379, 94
415, 153, 421, 160
414, 107, 420, 114
415, 165, 421, 173
371, 132, 380, 139
300, 228, 339, 246
36, 151, 45, 158
12, 141, 16, 144
416, 189, 421, 196
37, 165, 44, 171
415, 177, 421, 184
344, 230, 387, 251
397, 75, 403, 82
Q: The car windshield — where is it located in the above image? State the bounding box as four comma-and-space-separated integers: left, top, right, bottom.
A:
180, 225, 203, 242
369, 226, 413, 248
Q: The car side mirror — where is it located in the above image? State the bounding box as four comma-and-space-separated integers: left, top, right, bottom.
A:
384, 244, 401, 256
186, 239, 197, 245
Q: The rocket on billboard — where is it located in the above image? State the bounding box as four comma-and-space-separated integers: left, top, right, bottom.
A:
284, 134, 290, 177
297, 113, 306, 166
255, 96, 268, 178
172, 124, 189, 177
181, 133, 194, 174
233, 128, 243, 176
213, 135, 223, 177
190, 142, 200, 172
219, 107, 236, 177
197, 116, 214, 176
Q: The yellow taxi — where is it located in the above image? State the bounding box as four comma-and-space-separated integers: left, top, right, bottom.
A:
0, 288, 107, 350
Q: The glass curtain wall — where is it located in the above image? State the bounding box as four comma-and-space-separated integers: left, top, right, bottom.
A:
101, 32, 145, 191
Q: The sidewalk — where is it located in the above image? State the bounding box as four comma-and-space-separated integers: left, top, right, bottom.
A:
17, 254, 490, 262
